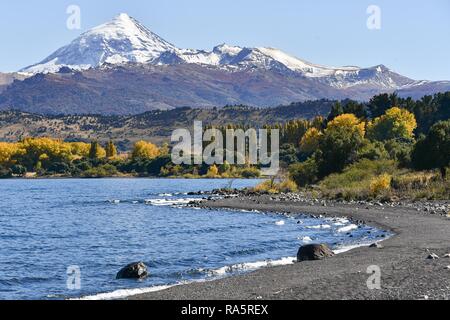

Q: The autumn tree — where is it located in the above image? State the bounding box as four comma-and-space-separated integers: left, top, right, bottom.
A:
300, 128, 323, 154
70, 142, 91, 158
131, 140, 160, 160
206, 164, 220, 178
367, 107, 417, 141
18, 138, 73, 170
317, 114, 366, 177
326, 114, 366, 137
0, 142, 22, 167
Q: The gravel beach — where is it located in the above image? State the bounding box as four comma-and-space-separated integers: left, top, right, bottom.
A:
130, 195, 450, 300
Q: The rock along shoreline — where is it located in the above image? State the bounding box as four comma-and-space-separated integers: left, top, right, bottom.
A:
128, 193, 450, 300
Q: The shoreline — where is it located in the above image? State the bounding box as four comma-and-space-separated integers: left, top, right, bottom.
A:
0, 176, 263, 180
129, 195, 450, 300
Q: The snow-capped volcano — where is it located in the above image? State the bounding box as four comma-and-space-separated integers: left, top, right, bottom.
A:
22, 13, 178, 73
21, 13, 414, 90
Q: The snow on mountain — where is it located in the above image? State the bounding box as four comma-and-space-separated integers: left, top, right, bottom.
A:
21, 13, 414, 90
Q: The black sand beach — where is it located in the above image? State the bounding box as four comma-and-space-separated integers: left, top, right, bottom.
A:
130, 195, 450, 300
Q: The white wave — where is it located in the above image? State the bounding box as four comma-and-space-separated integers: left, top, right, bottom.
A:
337, 224, 358, 233
239, 209, 261, 213
158, 193, 173, 197
306, 224, 331, 229
333, 243, 371, 254
301, 236, 313, 243
275, 220, 285, 226
209, 257, 296, 276
108, 200, 121, 204
74, 284, 179, 300
144, 198, 199, 206
329, 218, 350, 225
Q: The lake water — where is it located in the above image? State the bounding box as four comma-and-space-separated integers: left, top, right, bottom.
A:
0, 179, 387, 300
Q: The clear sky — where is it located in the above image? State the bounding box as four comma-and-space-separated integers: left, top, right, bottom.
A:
1, 0, 449, 80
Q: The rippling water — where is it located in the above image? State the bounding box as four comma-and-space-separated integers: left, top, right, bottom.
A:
0, 179, 387, 300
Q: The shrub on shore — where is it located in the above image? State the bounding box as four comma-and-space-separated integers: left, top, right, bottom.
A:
318, 159, 448, 201
370, 174, 392, 196
319, 159, 396, 200
81, 164, 119, 178
254, 177, 298, 194
289, 158, 319, 187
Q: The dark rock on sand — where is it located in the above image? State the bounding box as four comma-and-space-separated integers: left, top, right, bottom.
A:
427, 253, 439, 260
297, 244, 335, 262
370, 242, 384, 249
116, 262, 149, 279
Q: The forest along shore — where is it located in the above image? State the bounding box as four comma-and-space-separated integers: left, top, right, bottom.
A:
129, 194, 450, 300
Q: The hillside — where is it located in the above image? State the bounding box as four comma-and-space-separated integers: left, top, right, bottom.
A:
0, 101, 333, 150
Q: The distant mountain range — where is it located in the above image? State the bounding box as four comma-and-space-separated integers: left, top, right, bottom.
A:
0, 13, 449, 115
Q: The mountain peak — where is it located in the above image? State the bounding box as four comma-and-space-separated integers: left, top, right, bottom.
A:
21, 13, 177, 73
114, 13, 133, 21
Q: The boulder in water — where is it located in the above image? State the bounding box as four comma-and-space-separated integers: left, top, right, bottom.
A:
116, 262, 149, 279
297, 244, 335, 262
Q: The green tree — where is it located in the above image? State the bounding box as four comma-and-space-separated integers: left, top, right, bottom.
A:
289, 158, 319, 187
11, 164, 27, 176
88, 141, 106, 160
327, 102, 344, 122
369, 93, 398, 118
343, 100, 368, 119
412, 120, 450, 177
105, 140, 118, 158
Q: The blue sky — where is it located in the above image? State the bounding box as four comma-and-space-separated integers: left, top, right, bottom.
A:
1, 0, 449, 80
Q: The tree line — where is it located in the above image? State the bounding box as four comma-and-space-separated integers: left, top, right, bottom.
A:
0, 91, 448, 190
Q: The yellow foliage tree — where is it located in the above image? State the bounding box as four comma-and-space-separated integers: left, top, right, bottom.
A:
326, 114, 366, 138
367, 107, 417, 141
19, 138, 73, 169
0, 142, 23, 166
370, 174, 392, 195
132, 140, 160, 160
206, 164, 220, 178
70, 142, 91, 158
300, 128, 323, 153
